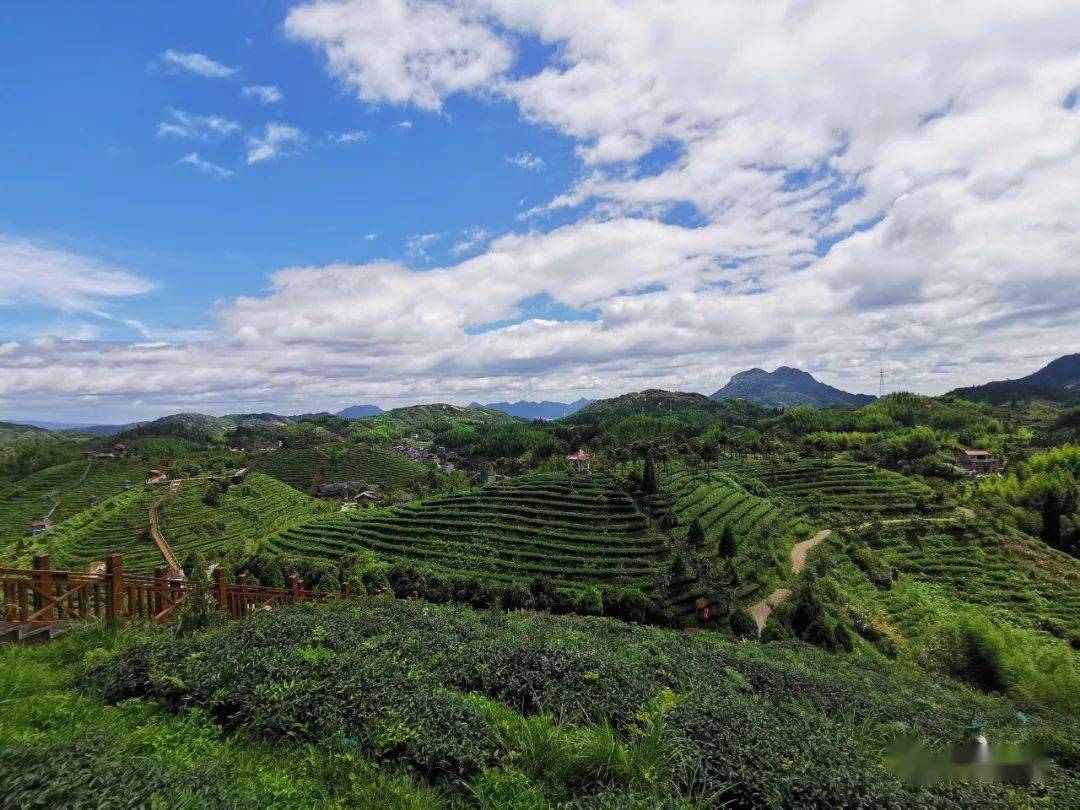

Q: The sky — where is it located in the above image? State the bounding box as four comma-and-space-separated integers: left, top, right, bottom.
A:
1, 0, 1078, 423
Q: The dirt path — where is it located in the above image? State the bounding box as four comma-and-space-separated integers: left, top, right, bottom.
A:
149, 490, 183, 576
749, 529, 832, 633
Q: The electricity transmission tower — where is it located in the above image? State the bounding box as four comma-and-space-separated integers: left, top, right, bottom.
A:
878, 369, 886, 398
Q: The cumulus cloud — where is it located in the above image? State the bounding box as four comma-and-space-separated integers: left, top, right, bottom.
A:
241, 84, 283, 103
246, 123, 306, 163
177, 152, 234, 178
5, 1, 1080, 416
285, 0, 513, 110
0, 237, 153, 312
157, 49, 236, 79
157, 109, 240, 141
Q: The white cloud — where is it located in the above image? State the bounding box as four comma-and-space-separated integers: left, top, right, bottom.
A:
157, 109, 240, 141
246, 123, 306, 164
395, 119, 413, 129
506, 152, 544, 171
364, 233, 378, 240
177, 152, 234, 178
405, 232, 441, 262
0, 237, 153, 312
451, 228, 491, 255
330, 130, 369, 143
241, 84, 283, 104
5, 1, 1080, 416
157, 49, 236, 79
285, 0, 513, 110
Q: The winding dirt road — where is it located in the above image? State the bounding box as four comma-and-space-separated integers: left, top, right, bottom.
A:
748, 528, 832, 633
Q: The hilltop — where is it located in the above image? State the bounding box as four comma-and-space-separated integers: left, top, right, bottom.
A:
950, 354, 1080, 405
711, 366, 875, 408
566, 389, 774, 424
335, 404, 384, 419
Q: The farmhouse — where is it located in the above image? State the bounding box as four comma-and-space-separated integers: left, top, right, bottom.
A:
28, 517, 52, 536
566, 449, 593, 473
958, 449, 1002, 475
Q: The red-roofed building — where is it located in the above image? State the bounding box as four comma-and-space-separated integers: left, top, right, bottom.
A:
958, 450, 1001, 475
113, 443, 126, 453
566, 449, 593, 473
28, 517, 52, 536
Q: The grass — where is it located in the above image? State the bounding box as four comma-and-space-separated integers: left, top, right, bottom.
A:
24, 598, 1079, 807
0, 626, 440, 809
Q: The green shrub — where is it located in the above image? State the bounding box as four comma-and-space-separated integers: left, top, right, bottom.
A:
729, 607, 758, 640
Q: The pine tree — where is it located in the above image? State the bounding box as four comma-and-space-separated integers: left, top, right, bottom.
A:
718, 524, 738, 559
688, 517, 706, 548
642, 453, 658, 494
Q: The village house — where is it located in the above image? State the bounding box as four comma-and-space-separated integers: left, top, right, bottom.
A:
566, 449, 593, 473
957, 449, 1002, 475
28, 517, 52, 536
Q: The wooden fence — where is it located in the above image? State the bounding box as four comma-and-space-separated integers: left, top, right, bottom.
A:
0, 554, 348, 626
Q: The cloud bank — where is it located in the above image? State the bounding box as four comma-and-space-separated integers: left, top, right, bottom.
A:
3, 0, 1079, 418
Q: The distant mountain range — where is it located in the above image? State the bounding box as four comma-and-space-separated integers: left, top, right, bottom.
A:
469, 398, 592, 421
711, 367, 875, 408
949, 353, 1080, 405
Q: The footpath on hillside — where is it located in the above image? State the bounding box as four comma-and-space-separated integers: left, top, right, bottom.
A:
748, 529, 832, 633
149, 482, 183, 577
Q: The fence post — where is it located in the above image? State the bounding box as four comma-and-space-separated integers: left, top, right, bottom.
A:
341, 581, 351, 599
214, 567, 228, 617
237, 573, 249, 617
153, 566, 167, 619
32, 554, 52, 622
288, 574, 300, 604
105, 554, 124, 623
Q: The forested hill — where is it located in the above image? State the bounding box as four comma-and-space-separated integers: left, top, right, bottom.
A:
565, 389, 775, 424
711, 366, 875, 408
950, 354, 1080, 405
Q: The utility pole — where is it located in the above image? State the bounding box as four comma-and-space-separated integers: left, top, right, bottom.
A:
878, 368, 886, 398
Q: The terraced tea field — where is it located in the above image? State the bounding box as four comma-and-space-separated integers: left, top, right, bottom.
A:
860, 521, 1080, 638
267, 473, 668, 591
250, 445, 425, 494
719, 458, 930, 519
0, 458, 150, 557
46, 474, 328, 574
659, 469, 814, 618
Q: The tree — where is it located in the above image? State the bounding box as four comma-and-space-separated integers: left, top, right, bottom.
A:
642, 453, 658, 495
687, 517, 706, 549
1042, 490, 1062, 547
718, 524, 738, 559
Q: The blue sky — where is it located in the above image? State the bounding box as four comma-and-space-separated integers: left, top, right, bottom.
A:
1, 1, 582, 341
1, 2, 1077, 422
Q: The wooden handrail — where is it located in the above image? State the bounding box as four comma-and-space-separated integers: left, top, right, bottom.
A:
0, 554, 348, 627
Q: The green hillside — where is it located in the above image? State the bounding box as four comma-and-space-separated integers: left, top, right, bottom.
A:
14, 598, 1074, 809
565, 388, 773, 424
41, 473, 329, 574
0, 458, 151, 557
249, 444, 426, 494
719, 458, 931, 519
267, 472, 667, 593
656, 469, 814, 613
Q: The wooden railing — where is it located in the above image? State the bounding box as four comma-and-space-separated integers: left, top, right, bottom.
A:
0, 554, 348, 626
